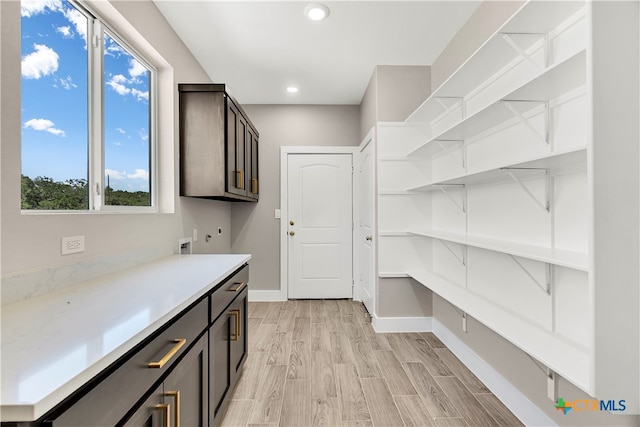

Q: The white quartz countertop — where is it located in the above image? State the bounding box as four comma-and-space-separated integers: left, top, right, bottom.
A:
0, 254, 251, 422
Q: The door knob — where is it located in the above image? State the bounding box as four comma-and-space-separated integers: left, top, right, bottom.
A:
366, 236, 372, 241
290, 220, 295, 226
289, 231, 295, 236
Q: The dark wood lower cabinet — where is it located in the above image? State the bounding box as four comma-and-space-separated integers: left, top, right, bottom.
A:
8, 264, 250, 427
124, 332, 208, 427
210, 285, 248, 426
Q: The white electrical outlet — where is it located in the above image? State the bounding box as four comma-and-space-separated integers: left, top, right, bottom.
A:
62, 236, 85, 255
193, 228, 198, 242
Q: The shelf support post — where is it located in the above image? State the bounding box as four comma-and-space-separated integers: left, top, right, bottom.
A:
502, 167, 550, 213
436, 184, 466, 213
507, 254, 551, 295
501, 100, 549, 145
499, 32, 549, 70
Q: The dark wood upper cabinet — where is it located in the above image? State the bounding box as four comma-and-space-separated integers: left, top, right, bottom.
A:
179, 84, 259, 202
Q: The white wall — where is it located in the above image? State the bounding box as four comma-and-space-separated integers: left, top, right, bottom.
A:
1, 0, 231, 302
231, 105, 361, 293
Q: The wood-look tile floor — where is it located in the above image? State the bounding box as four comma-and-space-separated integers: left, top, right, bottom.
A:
221, 300, 524, 427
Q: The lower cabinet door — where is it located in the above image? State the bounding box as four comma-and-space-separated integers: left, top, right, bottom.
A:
163, 332, 208, 427
122, 385, 165, 427
229, 287, 248, 386
209, 313, 231, 426
123, 333, 208, 427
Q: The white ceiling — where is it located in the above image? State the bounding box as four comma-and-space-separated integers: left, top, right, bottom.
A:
153, 1, 482, 105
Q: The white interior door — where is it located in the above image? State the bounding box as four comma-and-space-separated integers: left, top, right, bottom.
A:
287, 153, 353, 299
359, 132, 376, 316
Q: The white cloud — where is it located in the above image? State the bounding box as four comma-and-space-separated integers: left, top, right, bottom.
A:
22, 44, 59, 79
131, 88, 149, 102
21, 0, 62, 17
106, 77, 131, 96
111, 74, 128, 84
63, 7, 87, 46
57, 75, 77, 90
24, 118, 66, 137
56, 25, 72, 38
116, 128, 126, 134
105, 169, 127, 180
128, 169, 149, 180
105, 168, 149, 181
129, 60, 147, 78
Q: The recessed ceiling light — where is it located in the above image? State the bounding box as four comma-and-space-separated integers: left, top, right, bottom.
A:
286, 86, 299, 93
305, 3, 330, 21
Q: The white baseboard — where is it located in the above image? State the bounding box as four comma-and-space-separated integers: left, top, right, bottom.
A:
432, 319, 556, 427
248, 289, 287, 302
371, 315, 432, 332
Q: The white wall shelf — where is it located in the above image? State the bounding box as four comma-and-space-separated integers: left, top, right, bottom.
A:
408, 50, 586, 158
407, 269, 590, 391
407, 1, 586, 124
408, 148, 585, 192
373, 1, 639, 412
406, 229, 588, 272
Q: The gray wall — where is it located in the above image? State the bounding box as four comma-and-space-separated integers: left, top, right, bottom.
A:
1, 0, 230, 299
360, 65, 431, 138
430, 0, 525, 90
231, 105, 361, 292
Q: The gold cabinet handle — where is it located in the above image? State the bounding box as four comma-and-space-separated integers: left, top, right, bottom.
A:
166, 391, 180, 427
228, 281, 246, 292
251, 178, 259, 194
155, 403, 170, 427
229, 309, 240, 341
148, 338, 187, 368
235, 170, 245, 190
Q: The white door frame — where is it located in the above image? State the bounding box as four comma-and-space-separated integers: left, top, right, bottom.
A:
355, 127, 376, 307
280, 146, 359, 300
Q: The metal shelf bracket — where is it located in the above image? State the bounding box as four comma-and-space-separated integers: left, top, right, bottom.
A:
499, 32, 549, 70
501, 100, 550, 145
436, 184, 466, 213
434, 139, 466, 169
436, 238, 467, 266
502, 167, 550, 213
507, 254, 552, 295
526, 354, 557, 401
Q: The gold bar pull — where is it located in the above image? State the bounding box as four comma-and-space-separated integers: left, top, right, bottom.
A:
155, 403, 170, 427
251, 178, 259, 194
229, 309, 240, 341
235, 170, 245, 190
166, 391, 180, 427
228, 281, 246, 292
148, 338, 187, 368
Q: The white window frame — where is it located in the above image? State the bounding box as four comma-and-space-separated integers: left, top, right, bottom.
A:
21, 0, 158, 213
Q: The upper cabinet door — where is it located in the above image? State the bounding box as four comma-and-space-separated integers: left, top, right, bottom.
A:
226, 100, 247, 198
247, 125, 259, 200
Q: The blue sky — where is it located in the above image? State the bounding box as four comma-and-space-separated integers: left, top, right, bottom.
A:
21, 0, 150, 192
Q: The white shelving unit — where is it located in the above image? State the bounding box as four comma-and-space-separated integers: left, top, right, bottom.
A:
375, 0, 639, 412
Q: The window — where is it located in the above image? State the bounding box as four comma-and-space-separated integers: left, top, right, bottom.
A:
20, 0, 155, 211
